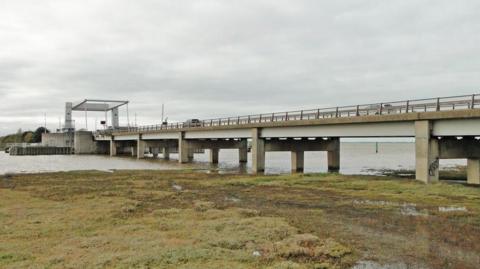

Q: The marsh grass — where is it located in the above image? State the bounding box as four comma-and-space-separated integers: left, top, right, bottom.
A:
0, 170, 479, 268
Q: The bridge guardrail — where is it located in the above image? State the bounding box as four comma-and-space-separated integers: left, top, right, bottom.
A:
98, 93, 479, 135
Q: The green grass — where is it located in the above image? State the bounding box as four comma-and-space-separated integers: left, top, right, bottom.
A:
0, 170, 479, 268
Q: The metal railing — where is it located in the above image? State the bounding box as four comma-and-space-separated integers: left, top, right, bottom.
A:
101, 93, 479, 134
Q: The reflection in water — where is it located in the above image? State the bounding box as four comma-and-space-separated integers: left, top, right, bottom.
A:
0, 143, 465, 175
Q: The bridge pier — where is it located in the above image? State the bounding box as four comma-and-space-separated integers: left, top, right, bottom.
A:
181, 138, 249, 165
151, 147, 159, 158
188, 148, 195, 161
178, 133, 191, 163
163, 147, 170, 160
415, 123, 480, 185
412, 129, 480, 185
415, 121, 439, 183
109, 138, 117, 156
252, 128, 265, 173
263, 137, 340, 173
210, 148, 219, 164
239, 139, 248, 163
327, 138, 340, 172
137, 139, 146, 159
437, 136, 480, 185
291, 151, 304, 172
467, 159, 480, 185
142, 140, 176, 160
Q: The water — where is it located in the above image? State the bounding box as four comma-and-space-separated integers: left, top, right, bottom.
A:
0, 143, 465, 175
352, 260, 428, 269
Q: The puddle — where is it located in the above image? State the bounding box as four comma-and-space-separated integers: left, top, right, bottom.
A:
353, 200, 469, 216
400, 205, 428, 217
353, 200, 428, 217
225, 196, 241, 203
353, 200, 416, 207
171, 183, 183, 191
352, 260, 428, 269
438, 206, 467, 212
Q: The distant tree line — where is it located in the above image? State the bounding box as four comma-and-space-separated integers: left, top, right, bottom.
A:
0, 127, 50, 150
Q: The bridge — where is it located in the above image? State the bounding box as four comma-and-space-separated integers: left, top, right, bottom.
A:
92, 94, 480, 185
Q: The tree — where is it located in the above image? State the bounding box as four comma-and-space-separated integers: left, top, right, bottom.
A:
32, 127, 50, 143
22, 132, 34, 143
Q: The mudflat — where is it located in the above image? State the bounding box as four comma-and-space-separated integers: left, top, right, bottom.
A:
1, 170, 479, 268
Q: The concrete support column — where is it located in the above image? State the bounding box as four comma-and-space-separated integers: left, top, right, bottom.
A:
152, 147, 159, 158
327, 138, 340, 172
163, 147, 170, 160
467, 159, 480, 185
188, 148, 194, 161
131, 146, 137, 157
291, 151, 304, 172
137, 139, 146, 159
252, 128, 265, 173
178, 132, 191, 163
239, 139, 248, 163
109, 139, 117, 156
210, 148, 219, 164
415, 121, 439, 183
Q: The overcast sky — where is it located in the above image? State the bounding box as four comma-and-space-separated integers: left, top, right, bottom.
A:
1, 0, 479, 135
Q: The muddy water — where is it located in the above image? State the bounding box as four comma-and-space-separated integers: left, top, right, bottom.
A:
0, 142, 465, 175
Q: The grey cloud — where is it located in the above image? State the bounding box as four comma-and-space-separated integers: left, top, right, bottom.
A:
1, 0, 480, 134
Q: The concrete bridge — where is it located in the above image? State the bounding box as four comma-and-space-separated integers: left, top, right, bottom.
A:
94, 94, 480, 185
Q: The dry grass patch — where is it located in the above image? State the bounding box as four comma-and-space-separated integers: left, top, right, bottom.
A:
0, 172, 353, 268
1, 170, 479, 268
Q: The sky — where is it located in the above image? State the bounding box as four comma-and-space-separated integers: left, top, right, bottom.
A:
1, 0, 479, 135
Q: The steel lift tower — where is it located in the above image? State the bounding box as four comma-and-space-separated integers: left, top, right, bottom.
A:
64, 99, 129, 131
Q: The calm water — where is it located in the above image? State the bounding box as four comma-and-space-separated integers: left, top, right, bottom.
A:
0, 142, 465, 175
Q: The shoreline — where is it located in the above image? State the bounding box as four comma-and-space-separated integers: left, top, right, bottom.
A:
0, 165, 469, 183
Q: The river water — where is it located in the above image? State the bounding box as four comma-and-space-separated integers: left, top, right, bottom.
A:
0, 142, 466, 175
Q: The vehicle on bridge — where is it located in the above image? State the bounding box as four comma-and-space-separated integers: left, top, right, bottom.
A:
366, 103, 394, 115
184, 119, 202, 127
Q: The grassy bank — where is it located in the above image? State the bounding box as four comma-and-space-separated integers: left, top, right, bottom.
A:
1, 170, 479, 268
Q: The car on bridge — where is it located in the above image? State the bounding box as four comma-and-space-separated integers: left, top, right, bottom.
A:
184, 119, 202, 127
366, 103, 393, 115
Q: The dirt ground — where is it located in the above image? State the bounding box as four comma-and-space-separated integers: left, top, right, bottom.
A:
1, 170, 479, 268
